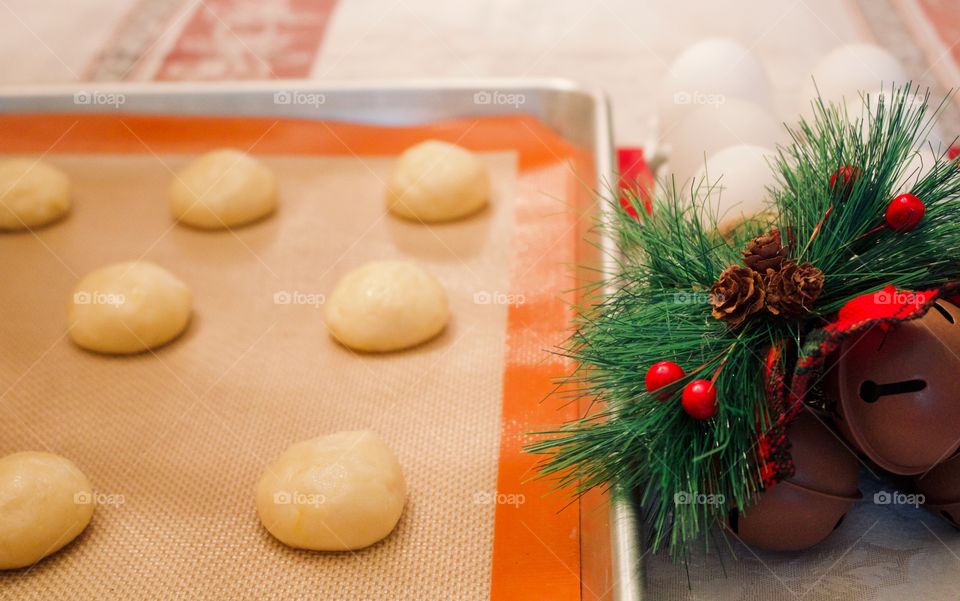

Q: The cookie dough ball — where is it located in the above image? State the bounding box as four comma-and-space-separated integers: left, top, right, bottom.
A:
386, 140, 490, 222
169, 149, 277, 229
256, 430, 407, 551
325, 261, 448, 352
68, 261, 192, 354
0, 159, 71, 230
0, 452, 94, 570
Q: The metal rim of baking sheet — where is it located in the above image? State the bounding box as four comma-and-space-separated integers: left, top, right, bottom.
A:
0, 79, 642, 601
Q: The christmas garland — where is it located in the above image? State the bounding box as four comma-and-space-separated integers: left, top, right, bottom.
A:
528, 84, 960, 557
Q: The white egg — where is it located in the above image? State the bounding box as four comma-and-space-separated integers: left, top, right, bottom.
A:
693, 144, 778, 231
657, 38, 773, 136
664, 98, 781, 186
842, 91, 945, 151
800, 44, 908, 119
894, 149, 940, 193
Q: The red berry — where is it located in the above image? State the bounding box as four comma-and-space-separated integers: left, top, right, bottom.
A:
885, 193, 925, 232
829, 165, 860, 199
682, 380, 717, 420
645, 361, 685, 399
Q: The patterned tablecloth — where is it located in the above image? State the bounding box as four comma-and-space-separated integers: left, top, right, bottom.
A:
2, 0, 959, 143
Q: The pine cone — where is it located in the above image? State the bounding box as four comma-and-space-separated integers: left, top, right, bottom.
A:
765, 261, 824, 317
743, 228, 788, 272
710, 266, 766, 328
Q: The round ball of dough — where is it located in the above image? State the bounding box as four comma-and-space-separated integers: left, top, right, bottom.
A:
386, 140, 490, 222
0, 452, 94, 570
68, 261, 193, 354
169, 149, 277, 229
325, 261, 448, 352
0, 159, 71, 230
256, 430, 407, 551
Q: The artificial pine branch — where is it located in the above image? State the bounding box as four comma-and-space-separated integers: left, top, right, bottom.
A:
529, 83, 960, 558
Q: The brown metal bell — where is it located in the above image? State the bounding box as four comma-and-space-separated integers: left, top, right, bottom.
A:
827, 300, 960, 475
727, 411, 861, 551
914, 452, 960, 528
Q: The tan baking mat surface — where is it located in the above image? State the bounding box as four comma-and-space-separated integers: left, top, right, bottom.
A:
0, 151, 517, 599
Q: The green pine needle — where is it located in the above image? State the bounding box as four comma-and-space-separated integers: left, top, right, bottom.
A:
528, 83, 960, 558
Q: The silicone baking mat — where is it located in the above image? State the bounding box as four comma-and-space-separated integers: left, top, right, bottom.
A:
0, 114, 594, 600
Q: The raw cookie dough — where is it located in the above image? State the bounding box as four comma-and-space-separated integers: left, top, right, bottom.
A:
0, 158, 71, 230
68, 261, 193, 354
386, 139, 490, 222
255, 430, 407, 551
169, 148, 277, 229
325, 260, 449, 352
0, 452, 94, 570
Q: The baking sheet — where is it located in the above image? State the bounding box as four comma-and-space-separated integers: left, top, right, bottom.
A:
0, 150, 518, 599
0, 81, 612, 600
